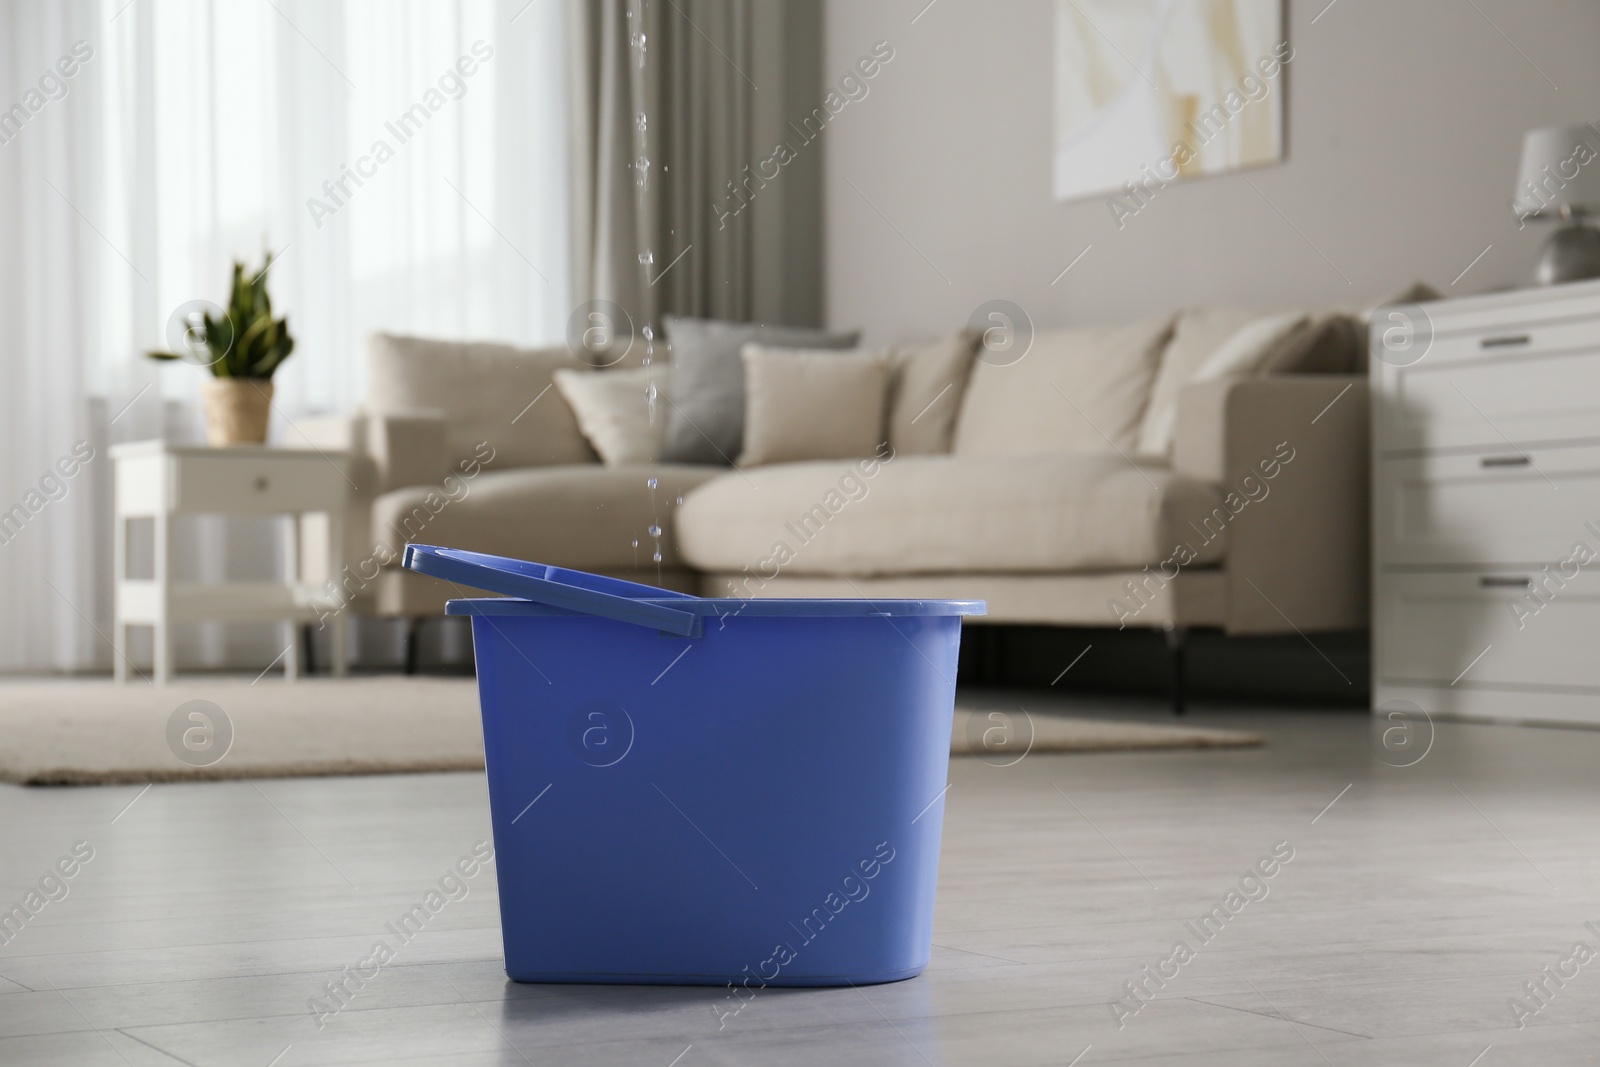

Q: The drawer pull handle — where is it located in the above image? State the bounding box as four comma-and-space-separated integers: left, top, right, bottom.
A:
1479, 576, 1532, 589
1480, 454, 1531, 468
1480, 334, 1531, 349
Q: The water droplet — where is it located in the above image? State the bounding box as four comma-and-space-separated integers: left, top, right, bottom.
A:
637, 248, 653, 266
646, 382, 658, 401
653, 550, 663, 563
636, 112, 648, 134
648, 524, 662, 538
634, 156, 651, 188
631, 538, 639, 548
646, 477, 658, 489
675, 496, 684, 505
642, 324, 654, 341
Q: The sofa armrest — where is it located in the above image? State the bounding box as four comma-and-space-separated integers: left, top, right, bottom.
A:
290, 411, 446, 609
292, 410, 449, 495
294, 412, 366, 453
364, 409, 449, 493
1172, 375, 1369, 635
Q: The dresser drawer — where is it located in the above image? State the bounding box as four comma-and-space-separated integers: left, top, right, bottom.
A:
1422, 311, 1600, 367
168, 452, 347, 515
1377, 444, 1600, 565
1376, 345, 1600, 454
1376, 571, 1600, 690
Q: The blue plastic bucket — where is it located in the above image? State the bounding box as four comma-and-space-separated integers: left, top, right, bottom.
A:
403, 544, 985, 986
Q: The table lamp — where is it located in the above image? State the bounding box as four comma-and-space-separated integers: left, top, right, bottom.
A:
1513, 123, 1600, 285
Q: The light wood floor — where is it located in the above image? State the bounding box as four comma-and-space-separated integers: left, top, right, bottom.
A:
3, 691, 1599, 1066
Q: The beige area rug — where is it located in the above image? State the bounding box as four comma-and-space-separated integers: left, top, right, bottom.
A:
948, 706, 1262, 759
0, 679, 1262, 785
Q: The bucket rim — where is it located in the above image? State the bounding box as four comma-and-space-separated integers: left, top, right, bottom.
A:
446, 596, 987, 618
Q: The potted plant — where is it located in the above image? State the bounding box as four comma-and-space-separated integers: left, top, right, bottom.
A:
147, 254, 295, 446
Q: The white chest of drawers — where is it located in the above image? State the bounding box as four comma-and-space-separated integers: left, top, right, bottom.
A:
1372, 279, 1600, 725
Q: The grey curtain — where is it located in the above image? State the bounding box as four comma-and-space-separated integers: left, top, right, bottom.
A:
568, 0, 824, 352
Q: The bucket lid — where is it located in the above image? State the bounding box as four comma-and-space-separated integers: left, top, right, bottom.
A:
404, 544, 985, 638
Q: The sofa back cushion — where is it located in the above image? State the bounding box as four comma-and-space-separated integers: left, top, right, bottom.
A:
887, 334, 980, 455
952, 316, 1174, 457
368, 333, 596, 470
1136, 307, 1269, 458
1267, 312, 1367, 375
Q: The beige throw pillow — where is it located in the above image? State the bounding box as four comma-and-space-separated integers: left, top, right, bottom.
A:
953, 316, 1174, 457
738, 346, 892, 467
553, 366, 666, 465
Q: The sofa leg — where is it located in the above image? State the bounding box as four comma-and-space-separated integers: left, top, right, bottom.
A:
404, 617, 420, 675
983, 626, 1003, 684
1164, 624, 1187, 716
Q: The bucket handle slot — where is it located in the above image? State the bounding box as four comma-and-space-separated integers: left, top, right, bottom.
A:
403, 544, 704, 638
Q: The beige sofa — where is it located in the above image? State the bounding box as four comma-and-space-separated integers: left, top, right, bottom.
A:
303, 311, 1370, 703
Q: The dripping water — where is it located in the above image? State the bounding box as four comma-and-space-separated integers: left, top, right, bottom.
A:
646, 476, 663, 584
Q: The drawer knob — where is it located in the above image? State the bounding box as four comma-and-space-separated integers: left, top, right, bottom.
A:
253, 476, 269, 491
1480, 454, 1531, 468
1479, 576, 1532, 589
1480, 334, 1531, 349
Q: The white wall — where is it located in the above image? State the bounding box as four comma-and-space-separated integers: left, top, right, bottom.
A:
822, 0, 1600, 342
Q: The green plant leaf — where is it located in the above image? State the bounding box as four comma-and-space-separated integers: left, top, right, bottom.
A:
193, 253, 294, 379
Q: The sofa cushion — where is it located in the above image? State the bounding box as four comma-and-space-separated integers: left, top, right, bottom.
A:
1264, 311, 1366, 375
368, 333, 596, 471
887, 334, 980, 455
371, 464, 720, 574
1191, 312, 1311, 382
660, 317, 860, 465
739, 345, 892, 466
952, 316, 1174, 458
675, 453, 1227, 577
1136, 307, 1272, 458
554, 366, 664, 465
1139, 310, 1311, 458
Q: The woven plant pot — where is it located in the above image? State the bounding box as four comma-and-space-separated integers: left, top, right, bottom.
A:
201, 379, 273, 446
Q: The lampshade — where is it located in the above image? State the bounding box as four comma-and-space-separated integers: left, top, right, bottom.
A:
1513, 123, 1600, 219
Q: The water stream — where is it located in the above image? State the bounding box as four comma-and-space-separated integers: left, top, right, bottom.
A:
632, 2, 664, 586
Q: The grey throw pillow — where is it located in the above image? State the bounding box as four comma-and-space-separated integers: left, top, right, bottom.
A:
661, 316, 860, 464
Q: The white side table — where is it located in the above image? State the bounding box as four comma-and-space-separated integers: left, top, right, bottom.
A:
111, 441, 349, 684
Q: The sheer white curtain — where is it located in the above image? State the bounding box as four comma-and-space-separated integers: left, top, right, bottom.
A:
0, 0, 571, 672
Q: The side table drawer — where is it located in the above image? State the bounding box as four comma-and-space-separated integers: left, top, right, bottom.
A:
170, 453, 347, 515
1377, 571, 1600, 690
1377, 444, 1600, 565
